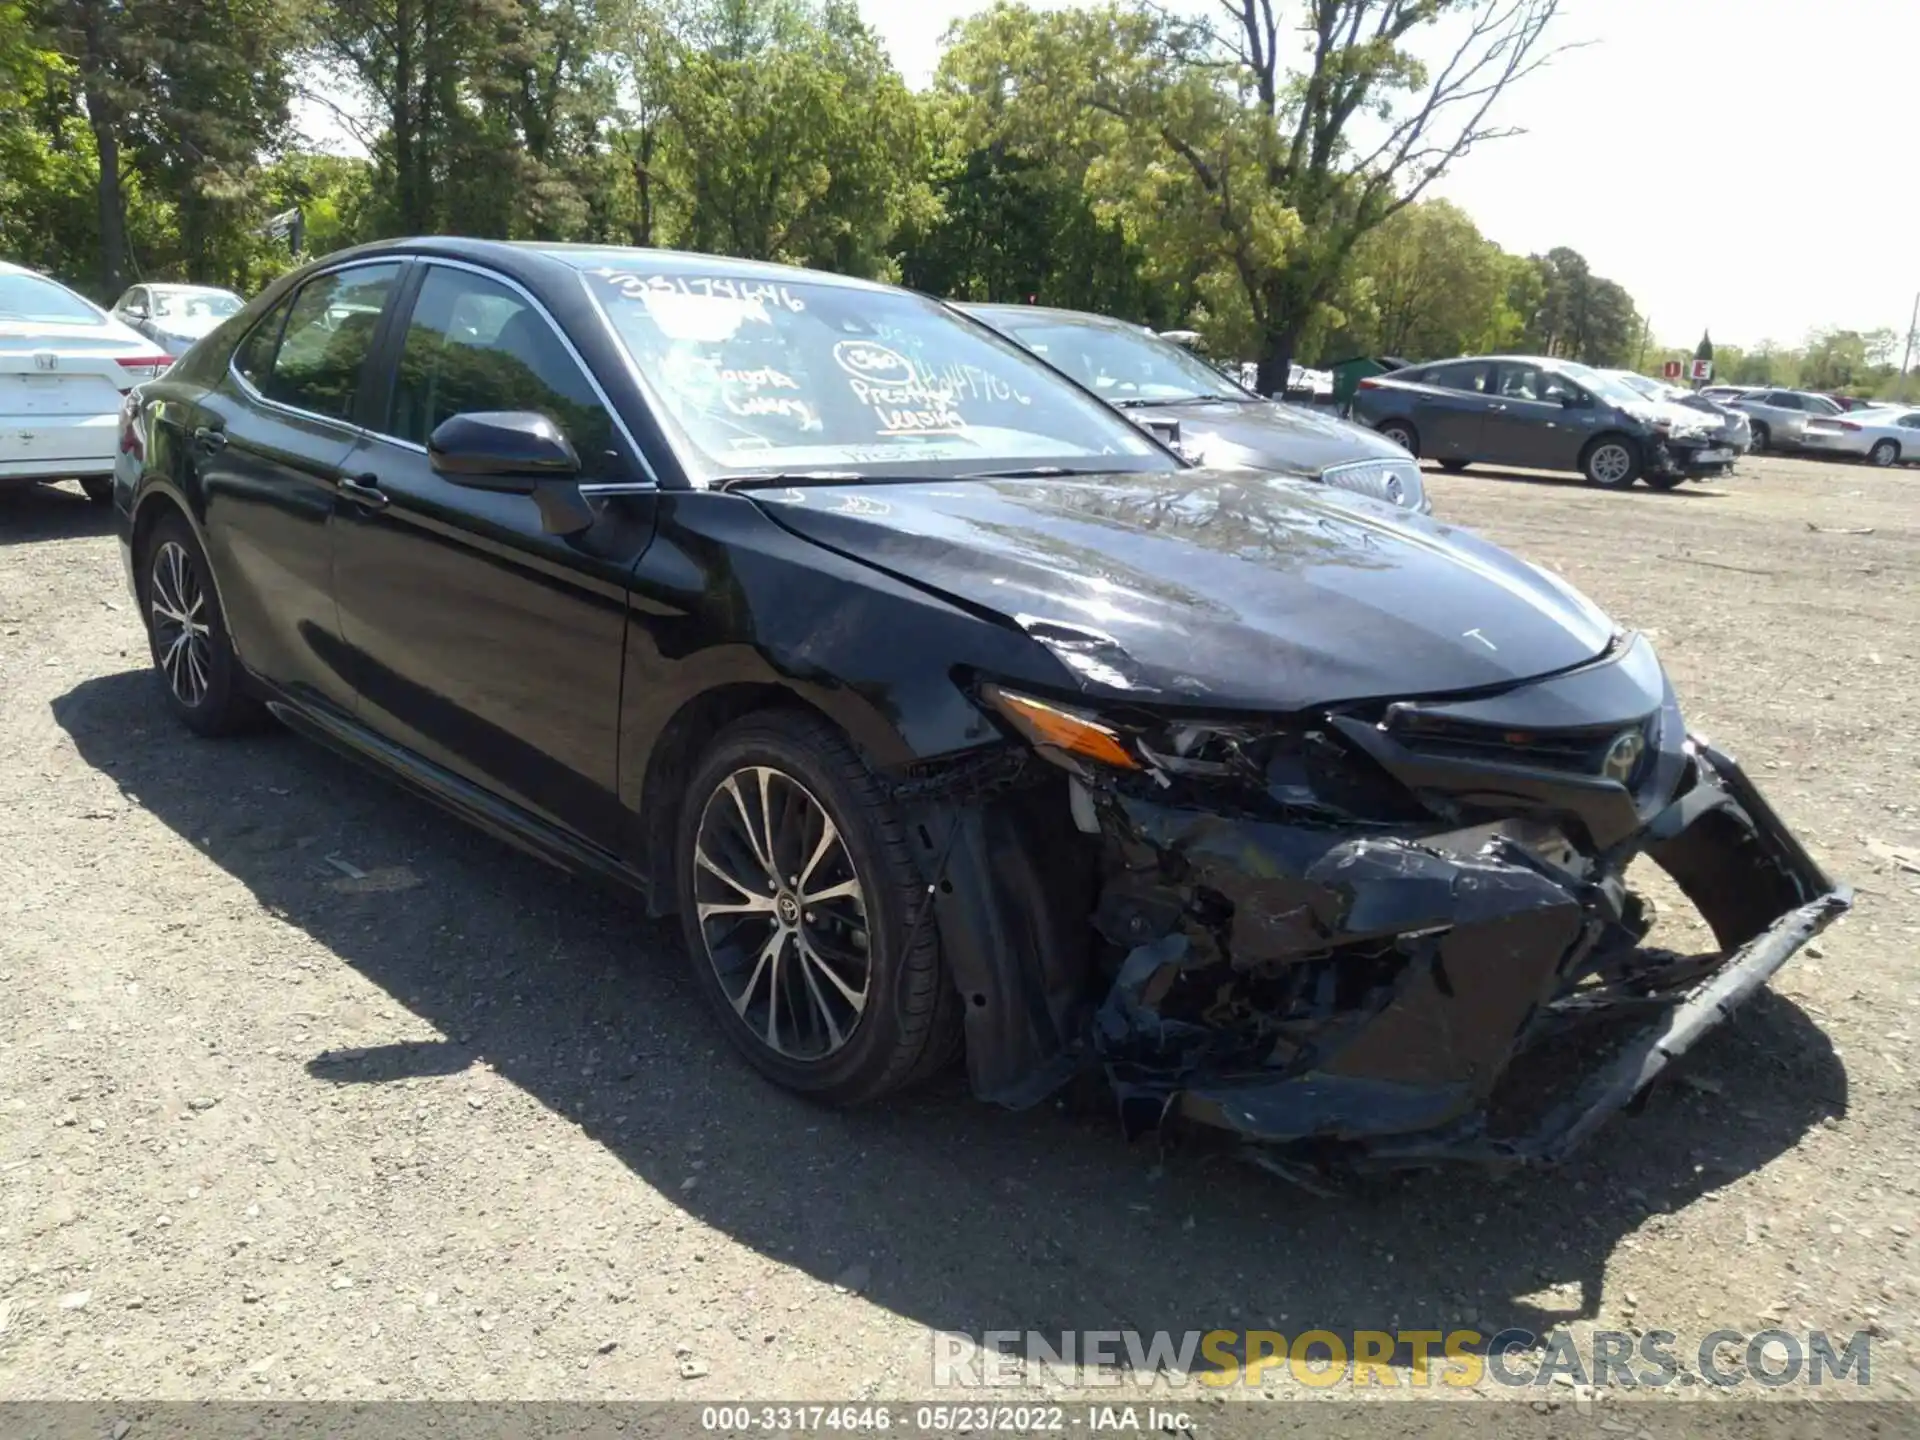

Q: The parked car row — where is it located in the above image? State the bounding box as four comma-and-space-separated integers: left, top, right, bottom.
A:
102, 235, 1845, 1174
1698, 384, 1915, 464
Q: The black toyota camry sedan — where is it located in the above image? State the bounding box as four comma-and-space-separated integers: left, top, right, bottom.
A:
113, 238, 1846, 1174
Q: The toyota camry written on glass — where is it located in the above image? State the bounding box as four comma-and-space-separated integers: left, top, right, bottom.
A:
587, 268, 1158, 484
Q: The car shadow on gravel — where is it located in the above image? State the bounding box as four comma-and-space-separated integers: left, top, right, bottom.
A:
0, 482, 114, 546
53, 667, 1848, 1368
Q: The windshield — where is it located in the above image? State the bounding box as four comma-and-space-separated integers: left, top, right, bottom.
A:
1613, 372, 1664, 399
1560, 360, 1650, 407
586, 268, 1170, 483
151, 290, 242, 321
984, 314, 1253, 404
0, 273, 103, 325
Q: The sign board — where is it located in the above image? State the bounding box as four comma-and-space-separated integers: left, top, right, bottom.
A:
1690, 358, 1714, 381
1662, 360, 1684, 380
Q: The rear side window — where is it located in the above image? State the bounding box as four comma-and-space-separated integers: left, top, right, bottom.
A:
1424, 362, 1491, 393
384, 265, 614, 475
261, 265, 401, 420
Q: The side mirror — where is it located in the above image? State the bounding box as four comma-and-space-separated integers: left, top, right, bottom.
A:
428, 410, 591, 535
1557, 392, 1583, 408
125, 303, 149, 319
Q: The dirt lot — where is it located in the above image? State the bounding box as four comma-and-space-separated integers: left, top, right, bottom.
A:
1, 454, 1917, 1405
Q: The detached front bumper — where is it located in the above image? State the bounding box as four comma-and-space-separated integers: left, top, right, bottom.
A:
1084, 738, 1849, 1171
1653, 437, 1738, 476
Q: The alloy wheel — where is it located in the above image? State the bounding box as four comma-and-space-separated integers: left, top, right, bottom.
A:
1382, 424, 1415, 454
1589, 442, 1633, 486
149, 540, 212, 708
1870, 441, 1897, 467
692, 765, 871, 1061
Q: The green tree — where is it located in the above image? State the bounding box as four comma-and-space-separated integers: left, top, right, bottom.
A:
613, 0, 930, 276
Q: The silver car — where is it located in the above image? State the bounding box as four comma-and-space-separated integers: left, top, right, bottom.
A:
1724, 387, 1843, 452
109, 282, 245, 358
1795, 405, 1920, 467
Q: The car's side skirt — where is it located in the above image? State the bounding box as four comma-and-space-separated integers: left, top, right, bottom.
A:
263, 692, 655, 903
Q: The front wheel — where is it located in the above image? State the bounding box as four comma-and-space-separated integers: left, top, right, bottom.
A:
1643, 472, 1687, 491
1582, 437, 1641, 488
1437, 459, 1470, 473
1749, 423, 1769, 453
1869, 439, 1899, 468
675, 711, 960, 1105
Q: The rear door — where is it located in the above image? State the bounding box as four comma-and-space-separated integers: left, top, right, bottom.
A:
329, 259, 658, 849
190, 259, 403, 713
1405, 361, 1493, 459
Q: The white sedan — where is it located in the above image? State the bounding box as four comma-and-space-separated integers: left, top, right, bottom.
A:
2, 261, 171, 504
1797, 405, 1920, 467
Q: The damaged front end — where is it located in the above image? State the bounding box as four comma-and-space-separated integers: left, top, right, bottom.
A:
926, 632, 1849, 1173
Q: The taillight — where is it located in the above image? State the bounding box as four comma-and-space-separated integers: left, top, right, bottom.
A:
116, 354, 171, 381
1833, 420, 1861, 432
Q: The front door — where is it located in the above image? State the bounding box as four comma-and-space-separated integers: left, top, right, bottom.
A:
1483, 361, 1592, 470
329, 261, 657, 850
193, 260, 402, 713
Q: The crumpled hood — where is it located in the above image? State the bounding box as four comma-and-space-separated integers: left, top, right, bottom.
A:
1134, 398, 1408, 475
752, 469, 1618, 710
1625, 400, 1715, 437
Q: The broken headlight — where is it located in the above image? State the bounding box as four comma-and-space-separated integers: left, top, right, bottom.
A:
979, 685, 1427, 821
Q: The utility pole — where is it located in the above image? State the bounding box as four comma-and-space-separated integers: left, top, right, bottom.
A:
1635, 316, 1651, 371
1898, 290, 1919, 401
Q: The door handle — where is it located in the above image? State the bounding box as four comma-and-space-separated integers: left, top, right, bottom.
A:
192, 425, 227, 453
338, 473, 390, 510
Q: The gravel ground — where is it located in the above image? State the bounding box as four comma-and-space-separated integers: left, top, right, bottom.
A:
1, 454, 1916, 1407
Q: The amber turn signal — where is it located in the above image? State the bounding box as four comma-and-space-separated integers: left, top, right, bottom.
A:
982, 686, 1140, 771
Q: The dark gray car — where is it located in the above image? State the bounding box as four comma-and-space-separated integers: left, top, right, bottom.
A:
963, 303, 1428, 513
1349, 354, 1738, 490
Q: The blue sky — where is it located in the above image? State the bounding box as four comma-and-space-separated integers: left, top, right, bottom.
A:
859, 0, 1919, 353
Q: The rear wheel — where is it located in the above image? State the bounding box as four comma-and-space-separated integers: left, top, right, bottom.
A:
1869, 439, 1899, 467
675, 710, 960, 1105
1437, 459, 1470, 472
79, 476, 112, 505
1377, 420, 1418, 456
138, 512, 263, 736
1582, 437, 1641, 489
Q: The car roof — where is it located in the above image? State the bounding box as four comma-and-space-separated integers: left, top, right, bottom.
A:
963, 302, 1138, 327
145, 282, 239, 295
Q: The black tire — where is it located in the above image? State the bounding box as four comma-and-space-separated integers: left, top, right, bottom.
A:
1643, 472, 1686, 491
1869, 439, 1899, 468
674, 709, 961, 1105
1377, 420, 1418, 456
1581, 435, 1642, 488
1437, 459, 1470, 472
138, 511, 264, 736
79, 476, 112, 505
1749, 422, 1769, 453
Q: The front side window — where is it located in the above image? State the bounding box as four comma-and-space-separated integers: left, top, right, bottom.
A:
583, 265, 1166, 484
1496, 363, 1582, 404
0, 272, 104, 325
385, 266, 614, 474
234, 296, 294, 390
983, 315, 1253, 405
257, 264, 401, 421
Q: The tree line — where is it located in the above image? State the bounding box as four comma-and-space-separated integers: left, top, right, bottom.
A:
5, 0, 1878, 391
